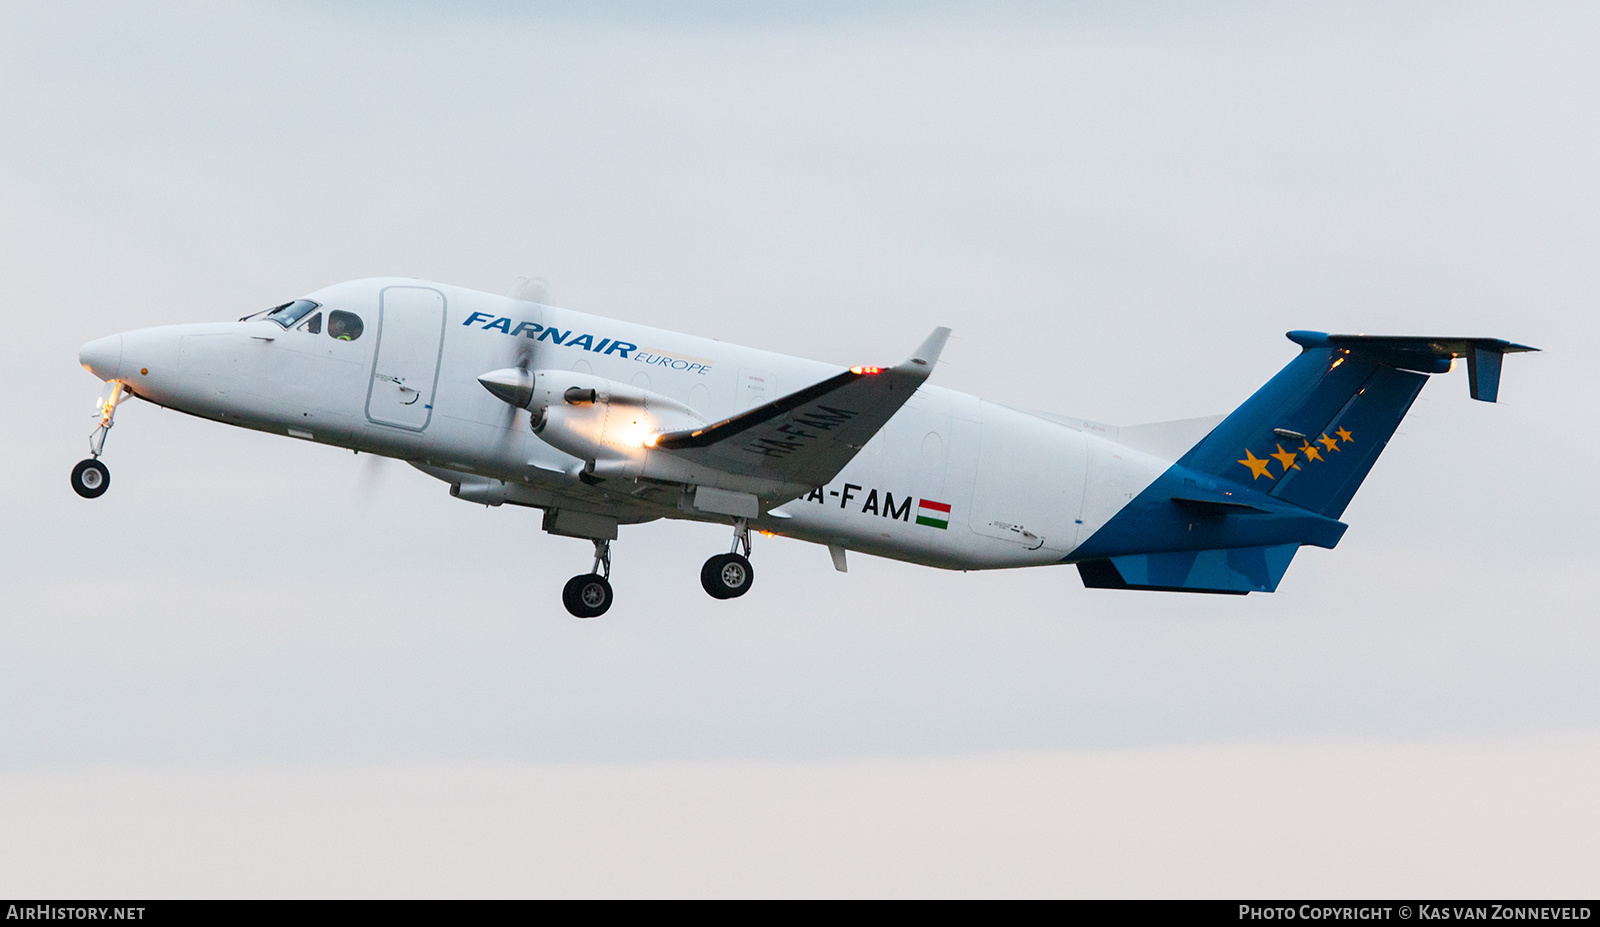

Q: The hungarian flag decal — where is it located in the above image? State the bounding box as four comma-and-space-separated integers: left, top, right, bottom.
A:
916, 499, 951, 529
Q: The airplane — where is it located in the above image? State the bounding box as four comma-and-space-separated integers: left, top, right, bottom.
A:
73, 277, 1536, 617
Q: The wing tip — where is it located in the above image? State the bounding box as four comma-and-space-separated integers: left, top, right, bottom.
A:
907, 326, 952, 369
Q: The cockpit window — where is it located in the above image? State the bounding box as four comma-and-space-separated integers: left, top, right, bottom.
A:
328, 310, 364, 342
297, 312, 323, 334
263, 299, 320, 328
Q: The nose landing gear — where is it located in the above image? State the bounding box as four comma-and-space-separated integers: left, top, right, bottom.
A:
71, 459, 110, 499
72, 380, 125, 499
701, 519, 755, 600
562, 538, 614, 619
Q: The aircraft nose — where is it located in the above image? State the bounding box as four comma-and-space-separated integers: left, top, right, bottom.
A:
79, 334, 123, 381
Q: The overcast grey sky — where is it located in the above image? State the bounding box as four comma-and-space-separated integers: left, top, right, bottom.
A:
1, 1, 1596, 895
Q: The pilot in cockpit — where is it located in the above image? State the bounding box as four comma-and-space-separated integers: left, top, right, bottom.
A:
327, 310, 364, 342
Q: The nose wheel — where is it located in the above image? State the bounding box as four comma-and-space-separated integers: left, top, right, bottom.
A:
701, 518, 755, 599
562, 538, 614, 619
73, 380, 125, 499
71, 459, 110, 499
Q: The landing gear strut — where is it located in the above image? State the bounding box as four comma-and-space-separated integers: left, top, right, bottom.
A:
562, 538, 614, 619
701, 518, 755, 600
72, 380, 124, 499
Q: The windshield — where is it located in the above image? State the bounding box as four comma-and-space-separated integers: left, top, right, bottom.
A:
261, 299, 320, 328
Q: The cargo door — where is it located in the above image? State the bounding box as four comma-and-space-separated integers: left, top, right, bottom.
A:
968, 403, 1085, 553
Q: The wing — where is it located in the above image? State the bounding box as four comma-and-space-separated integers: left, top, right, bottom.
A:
651, 327, 951, 487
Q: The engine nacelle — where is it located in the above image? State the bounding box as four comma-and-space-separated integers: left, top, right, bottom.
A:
477, 368, 706, 474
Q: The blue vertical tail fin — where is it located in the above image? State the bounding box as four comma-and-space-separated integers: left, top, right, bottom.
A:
1176, 332, 1537, 518
1074, 331, 1535, 595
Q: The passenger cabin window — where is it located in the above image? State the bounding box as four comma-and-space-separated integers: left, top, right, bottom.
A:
327, 310, 364, 342
264, 299, 320, 328
297, 312, 322, 335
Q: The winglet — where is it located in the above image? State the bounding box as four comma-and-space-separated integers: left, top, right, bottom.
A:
905, 327, 951, 370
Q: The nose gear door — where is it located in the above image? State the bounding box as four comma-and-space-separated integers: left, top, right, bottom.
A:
366, 286, 446, 430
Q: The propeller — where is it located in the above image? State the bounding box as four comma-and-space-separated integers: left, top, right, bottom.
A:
489, 274, 551, 434
490, 328, 538, 428
506, 276, 549, 304
353, 450, 390, 508
356, 275, 553, 507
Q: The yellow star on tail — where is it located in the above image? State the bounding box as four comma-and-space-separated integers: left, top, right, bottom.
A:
1318, 433, 1340, 452
1336, 427, 1354, 443
1270, 444, 1300, 472
1299, 441, 1322, 462
1237, 448, 1275, 480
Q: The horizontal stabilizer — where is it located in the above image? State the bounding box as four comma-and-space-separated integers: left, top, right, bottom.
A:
1078, 543, 1301, 595
1286, 331, 1538, 403
652, 327, 951, 489
1177, 330, 1536, 518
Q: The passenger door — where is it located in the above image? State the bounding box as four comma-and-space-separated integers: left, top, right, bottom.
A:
366, 286, 446, 430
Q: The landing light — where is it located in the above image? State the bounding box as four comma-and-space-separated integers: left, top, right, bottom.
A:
644, 433, 660, 448
850, 366, 882, 375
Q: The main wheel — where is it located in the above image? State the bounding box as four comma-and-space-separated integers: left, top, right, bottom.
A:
71, 458, 110, 499
562, 573, 613, 619
700, 553, 754, 600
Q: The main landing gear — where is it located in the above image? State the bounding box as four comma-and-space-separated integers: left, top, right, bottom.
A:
562, 538, 615, 619
701, 519, 755, 600
558, 518, 755, 618
72, 380, 125, 499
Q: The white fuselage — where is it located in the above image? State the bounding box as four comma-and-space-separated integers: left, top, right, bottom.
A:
86, 278, 1174, 570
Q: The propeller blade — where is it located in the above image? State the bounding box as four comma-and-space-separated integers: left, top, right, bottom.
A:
354, 452, 390, 507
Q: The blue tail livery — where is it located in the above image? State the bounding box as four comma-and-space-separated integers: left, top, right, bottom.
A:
1072, 332, 1537, 595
